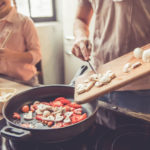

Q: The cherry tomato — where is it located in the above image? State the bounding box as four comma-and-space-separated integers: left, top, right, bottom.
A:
47, 121, 53, 127
21, 105, 29, 113
52, 122, 63, 128
52, 101, 63, 107
54, 97, 71, 104
69, 102, 82, 109
13, 112, 21, 120
36, 115, 43, 121
73, 108, 82, 115
42, 120, 48, 125
64, 105, 71, 111
71, 113, 87, 124
63, 122, 72, 127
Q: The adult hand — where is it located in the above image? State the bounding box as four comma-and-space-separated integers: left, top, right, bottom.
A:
72, 37, 92, 61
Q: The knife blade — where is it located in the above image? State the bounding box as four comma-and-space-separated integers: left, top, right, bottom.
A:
87, 61, 97, 74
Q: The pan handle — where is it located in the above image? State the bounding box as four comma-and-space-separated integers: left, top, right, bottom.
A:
69, 65, 88, 86
1, 126, 31, 140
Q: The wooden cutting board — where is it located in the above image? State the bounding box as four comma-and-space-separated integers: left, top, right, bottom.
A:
74, 44, 150, 104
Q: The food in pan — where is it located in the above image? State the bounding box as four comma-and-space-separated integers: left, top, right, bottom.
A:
12, 97, 87, 129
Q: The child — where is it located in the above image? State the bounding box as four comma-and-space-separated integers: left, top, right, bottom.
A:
0, 0, 41, 86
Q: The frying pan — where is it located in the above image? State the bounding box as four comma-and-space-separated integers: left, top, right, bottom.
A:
0, 65, 99, 143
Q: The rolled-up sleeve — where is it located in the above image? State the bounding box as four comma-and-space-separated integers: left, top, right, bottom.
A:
23, 17, 41, 65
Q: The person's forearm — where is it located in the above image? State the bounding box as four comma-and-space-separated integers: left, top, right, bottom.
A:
14, 51, 33, 64
73, 0, 93, 41
73, 18, 90, 40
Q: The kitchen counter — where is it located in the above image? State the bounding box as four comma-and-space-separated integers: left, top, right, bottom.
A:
0, 76, 32, 119
0, 76, 31, 93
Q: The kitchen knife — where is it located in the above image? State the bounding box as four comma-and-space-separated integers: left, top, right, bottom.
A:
87, 60, 97, 74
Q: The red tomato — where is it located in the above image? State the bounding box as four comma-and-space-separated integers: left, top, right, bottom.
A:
71, 114, 79, 124
21, 105, 29, 113
49, 102, 53, 106
63, 122, 72, 127
42, 120, 48, 124
52, 101, 63, 107
54, 97, 71, 104
71, 113, 87, 124
73, 108, 82, 115
64, 105, 71, 111
13, 112, 21, 120
52, 122, 63, 128
47, 121, 53, 127
79, 113, 87, 121
36, 115, 43, 121
69, 102, 82, 109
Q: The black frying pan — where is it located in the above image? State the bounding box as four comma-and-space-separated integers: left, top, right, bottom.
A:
0, 65, 99, 143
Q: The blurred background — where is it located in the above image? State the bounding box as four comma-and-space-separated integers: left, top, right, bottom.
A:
14, 0, 94, 85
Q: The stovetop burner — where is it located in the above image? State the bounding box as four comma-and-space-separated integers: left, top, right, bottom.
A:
96, 124, 150, 150
1, 114, 150, 150
0, 119, 111, 150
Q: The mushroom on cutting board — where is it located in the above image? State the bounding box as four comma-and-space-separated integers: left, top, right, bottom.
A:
133, 47, 143, 59
142, 49, 150, 63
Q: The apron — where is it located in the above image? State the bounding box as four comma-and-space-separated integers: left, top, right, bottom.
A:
91, 0, 150, 90
89, 0, 150, 128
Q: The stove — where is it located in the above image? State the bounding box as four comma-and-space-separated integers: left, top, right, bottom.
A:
1, 114, 150, 150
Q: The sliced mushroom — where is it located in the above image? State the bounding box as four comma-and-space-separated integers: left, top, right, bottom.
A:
43, 110, 51, 117
99, 75, 111, 84
123, 63, 131, 73
95, 81, 103, 87
37, 104, 52, 112
77, 86, 86, 94
83, 79, 90, 83
35, 109, 43, 115
84, 81, 95, 91
42, 115, 55, 121
64, 111, 73, 117
76, 84, 85, 90
23, 111, 33, 120
74, 108, 82, 115
105, 70, 116, 79
89, 74, 99, 81
55, 114, 64, 122
89, 73, 101, 81
63, 117, 71, 123
131, 62, 141, 69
